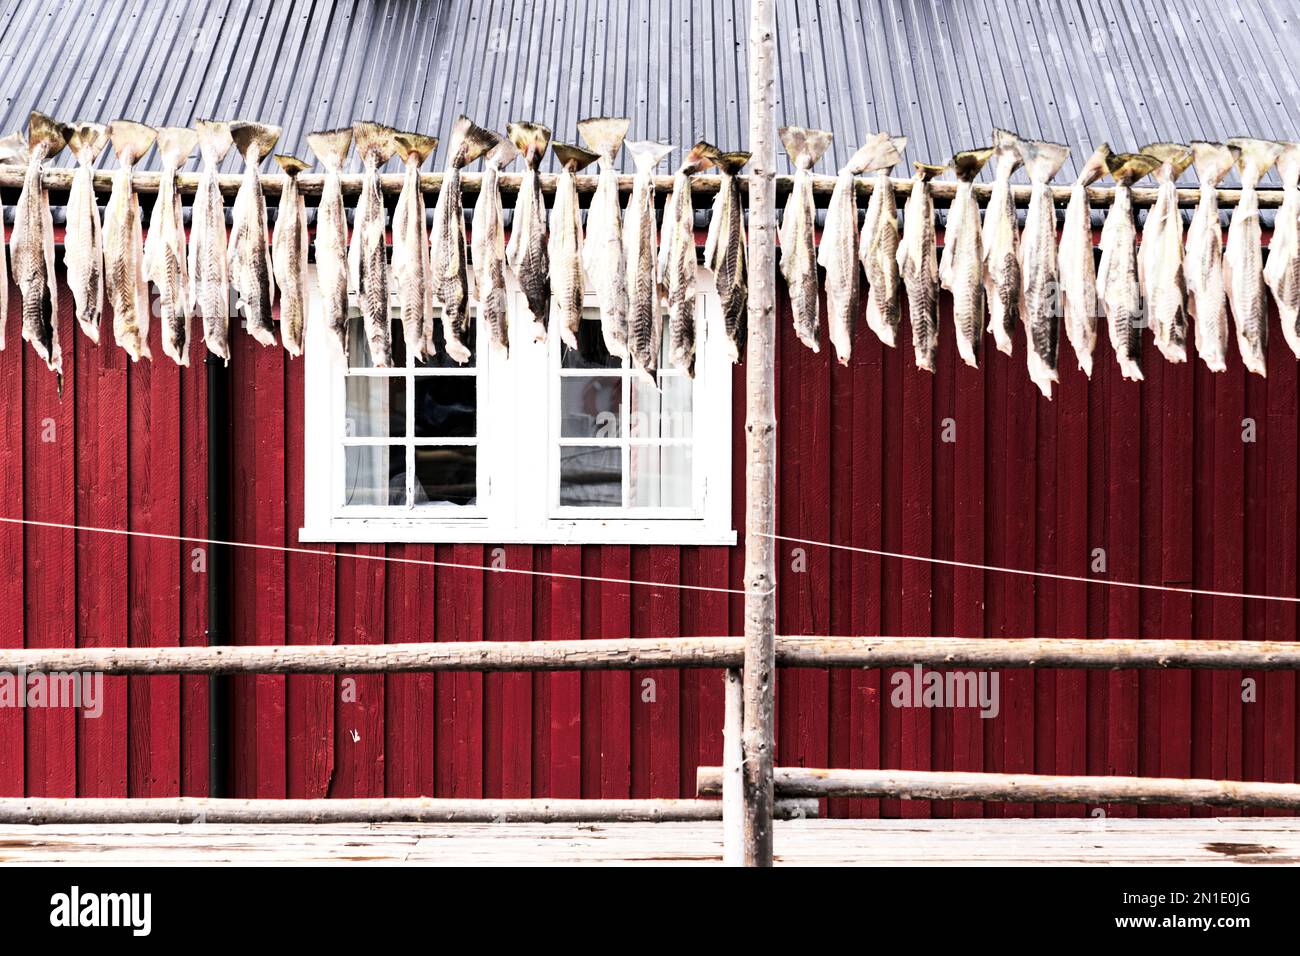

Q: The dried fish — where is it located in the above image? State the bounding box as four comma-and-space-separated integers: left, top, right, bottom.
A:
1185, 142, 1237, 372
779, 126, 832, 352
983, 128, 1022, 356
550, 141, 599, 352
858, 135, 907, 350
897, 162, 945, 372
272, 154, 310, 357
579, 117, 631, 358
0, 132, 22, 350
190, 120, 234, 362
471, 133, 517, 357
1017, 137, 1070, 397
1058, 144, 1110, 377
350, 121, 398, 367
104, 120, 157, 362
12, 111, 68, 373
1139, 142, 1193, 364
505, 121, 553, 343
1225, 137, 1283, 377
1265, 142, 1300, 360
940, 147, 994, 368
390, 130, 437, 360
661, 141, 719, 375
704, 150, 750, 363
228, 122, 281, 348
624, 140, 674, 383
1097, 151, 1160, 382
307, 128, 353, 359
432, 117, 495, 363
64, 122, 109, 345
145, 127, 198, 365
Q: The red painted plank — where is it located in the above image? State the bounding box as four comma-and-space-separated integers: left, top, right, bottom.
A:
74, 301, 128, 798
434, 544, 483, 797
0, 275, 25, 797
600, 546, 631, 798
687, 545, 729, 798
24, 290, 76, 797
1136, 352, 1163, 817
928, 316, 956, 820
982, 335, 1009, 817
581, 546, 604, 797
1033, 370, 1057, 818
1189, 359, 1217, 817
1243, 371, 1269, 792
331, 543, 385, 797
179, 340, 209, 797
383, 543, 435, 795
549, 546, 582, 796
484, 545, 533, 798
632, 547, 680, 798
1212, 362, 1246, 814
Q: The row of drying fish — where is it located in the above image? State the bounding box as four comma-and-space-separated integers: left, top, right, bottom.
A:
0, 111, 749, 384
782, 126, 1300, 395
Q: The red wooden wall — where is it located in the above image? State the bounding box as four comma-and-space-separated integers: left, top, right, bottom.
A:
1, 261, 1297, 818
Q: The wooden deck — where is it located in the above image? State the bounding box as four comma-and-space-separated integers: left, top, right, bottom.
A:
1, 817, 1299, 865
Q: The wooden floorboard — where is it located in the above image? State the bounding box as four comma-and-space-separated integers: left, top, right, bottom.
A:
1, 818, 1299, 865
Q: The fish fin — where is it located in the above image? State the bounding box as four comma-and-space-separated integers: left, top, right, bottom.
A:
1106, 151, 1161, 185
156, 126, 199, 168
552, 141, 599, 172
1140, 142, 1192, 180
577, 116, 630, 162
714, 150, 752, 175
506, 121, 552, 169
107, 120, 157, 165
26, 111, 69, 158
307, 127, 353, 172
352, 121, 399, 164
1189, 142, 1237, 187
625, 139, 674, 174
275, 154, 310, 176
1227, 137, 1284, 178
1016, 137, 1070, 183
67, 122, 109, 166
0, 130, 29, 165
195, 120, 234, 164
230, 121, 281, 162
392, 131, 438, 167
1075, 143, 1111, 186
778, 126, 833, 170
447, 115, 496, 168
912, 161, 945, 182
483, 131, 518, 169
950, 147, 994, 182
992, 128, 1023, 171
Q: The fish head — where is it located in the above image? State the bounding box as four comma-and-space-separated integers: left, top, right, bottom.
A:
779, 126, 833, 170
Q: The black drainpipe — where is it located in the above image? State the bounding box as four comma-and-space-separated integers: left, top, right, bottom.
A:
206, 353, 231, 798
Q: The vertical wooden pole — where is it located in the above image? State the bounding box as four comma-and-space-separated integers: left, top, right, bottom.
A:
722, 667, 744, 865
743, 0, 778, 867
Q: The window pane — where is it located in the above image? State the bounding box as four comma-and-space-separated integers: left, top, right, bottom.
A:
345, 376, 406, 438
414, 446, 477, 507
414, 376, 476, 438
629, 375, 693, 439
419, 307, 476, 369
343, 444, 406, 507
561, 308, 621, 369
348, 315, 405, 369
559, 446, 622, 507
560, 375, 622, 438
629, 444, 692, 508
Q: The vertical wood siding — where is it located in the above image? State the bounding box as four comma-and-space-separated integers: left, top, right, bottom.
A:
1, 266, 1298, 818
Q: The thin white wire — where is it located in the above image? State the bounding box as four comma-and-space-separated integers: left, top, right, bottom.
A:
0, 516, 773, 597
763, 532, 1300, 605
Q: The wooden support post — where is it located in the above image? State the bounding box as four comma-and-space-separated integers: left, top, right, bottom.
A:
722, 668, 744, 865
743, 0, 778, 868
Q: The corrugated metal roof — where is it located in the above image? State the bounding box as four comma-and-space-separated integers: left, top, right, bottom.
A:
2, 0, 1297, 187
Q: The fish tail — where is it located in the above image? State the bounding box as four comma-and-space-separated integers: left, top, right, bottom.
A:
108, 120, 157, 166
992, 128, 1023, 172
67, 122, 109, 166
483, 132, 518, 170
26, 111, 69, 158
195, 120, 234, 164
352, 121, 399, 164
506, 121, 552, 169
714, 150, 752, 175
912, 161, 944, 182
844, 132, 905, 175
778, 126, 833, 170
950, 147, 994, 182
230, 121, 281, 163
307, 127, 353, 172
552, 142, 599, 173
1141, 142, 1193, 183
447, 115, 496, 168
275, 154, 310, 176
156, 126, 199, 169
392, 131, 438, 168
1075, 144, 1112, 187
1017, 137, 1070, 184
1106, 151, 1161, 186
1190, 142, 1237, 188
1227, 137, 1284, 180
577, 116, 631, 163
625, 139, 674, 174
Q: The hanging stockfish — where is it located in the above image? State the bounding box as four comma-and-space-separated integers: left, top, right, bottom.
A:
550, 142, 599, 352
1225, 138, 1283, 377
307, 128, 353, 359
661, 141, 720, 375
778, 126, 832, 352
1058, 144, 1110, 377
0, 132, 23, 350
272, 155, 310, 357
1264, 142, 1300, 359
228, 122, 281, 348
104, 120, 157, 362
12, 111, 69, 374
1185, 142, 1237, 372
505, 121, 553, 344
703, 150, 750, 364
144, 127, 198, 366
858, 134, 907, 350
350, 121, 398, 367
390, 130, 437, 360
897, 162, 945, 372
939, 147, 994, 369
64, 122, 109, 345
190, 120, 234, 362
1097, 151, 1160, 382
1139, 142, 1193, 364
579, 116, 631, 358
624, 140, 674, 383
983, 128, 1022, 356
1017, 137, 1070, 398
471, 133, 517, 357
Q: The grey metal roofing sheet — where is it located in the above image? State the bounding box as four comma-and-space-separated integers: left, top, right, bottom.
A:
1, 0, 1297, 188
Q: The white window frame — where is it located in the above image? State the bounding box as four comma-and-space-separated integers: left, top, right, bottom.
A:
300, 264, 735, 545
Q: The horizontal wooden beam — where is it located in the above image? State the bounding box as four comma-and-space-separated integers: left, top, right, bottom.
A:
0, 165, 1282, 208
0, 796, 818, 825
697, 767, 1300, 810
5, 636, 1300, 674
